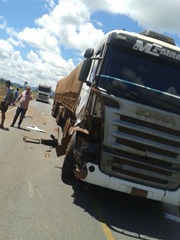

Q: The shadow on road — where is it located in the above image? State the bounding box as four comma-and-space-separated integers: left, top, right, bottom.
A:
63, 179, 179, 240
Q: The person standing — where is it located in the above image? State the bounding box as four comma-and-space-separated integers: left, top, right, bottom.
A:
0, 80, 14, 129
11, 88, 19, 105
10, 86, 33, 128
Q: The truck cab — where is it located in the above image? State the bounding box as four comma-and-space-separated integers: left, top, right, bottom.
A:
36, 84, 52, 103
53, 30, 180, 208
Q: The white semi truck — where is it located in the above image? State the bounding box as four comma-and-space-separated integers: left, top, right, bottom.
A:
36, 84, 52, 103
52, 29, 180, 208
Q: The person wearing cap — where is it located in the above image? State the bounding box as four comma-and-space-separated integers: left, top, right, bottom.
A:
10, 85, 33, 128
0, 80, 14, 129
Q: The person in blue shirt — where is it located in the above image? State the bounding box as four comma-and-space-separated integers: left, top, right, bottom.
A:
11, 88, 19, 105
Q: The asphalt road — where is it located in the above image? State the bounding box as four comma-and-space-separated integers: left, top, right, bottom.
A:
0, 99, 179, 240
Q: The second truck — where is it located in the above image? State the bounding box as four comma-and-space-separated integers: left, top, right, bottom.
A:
36, 83, 52, 103
52, 29, 180, 208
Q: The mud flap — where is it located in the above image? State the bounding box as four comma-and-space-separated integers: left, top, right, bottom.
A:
56, 144, 67, 157
55, 135, 71, 157
56, 127, 89, 157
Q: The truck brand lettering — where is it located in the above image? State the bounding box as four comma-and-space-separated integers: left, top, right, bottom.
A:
133, 40, 180, 61
136, 107, 176, 125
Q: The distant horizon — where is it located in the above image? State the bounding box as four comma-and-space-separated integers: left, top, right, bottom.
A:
0, 78, 55, 93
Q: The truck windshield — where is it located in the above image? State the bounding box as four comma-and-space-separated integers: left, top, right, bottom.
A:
99, 44, 180, 114
39, 86, 51, 93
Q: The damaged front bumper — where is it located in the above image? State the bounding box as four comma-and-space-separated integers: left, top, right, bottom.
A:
79, 162, 180, 207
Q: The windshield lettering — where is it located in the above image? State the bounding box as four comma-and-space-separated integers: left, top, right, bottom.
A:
133, 40, 180, 61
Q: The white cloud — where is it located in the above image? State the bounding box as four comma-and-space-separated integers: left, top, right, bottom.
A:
46, 0, 55, 7
0, 39, 14, 59
1, 0, 180, 90
0, 16, 7, 29
93, 0, 180, 33
18, 28, 60, 53
7, 37, 24, 47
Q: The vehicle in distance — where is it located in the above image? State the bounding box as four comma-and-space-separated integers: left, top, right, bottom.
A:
36, 84, 52, 103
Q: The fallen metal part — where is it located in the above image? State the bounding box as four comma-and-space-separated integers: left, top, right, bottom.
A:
41, 138, 58, 147
23, 135, 41, 144
23, 134, 58, 148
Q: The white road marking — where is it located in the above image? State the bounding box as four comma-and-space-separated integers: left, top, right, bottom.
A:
162, 212, 180, 223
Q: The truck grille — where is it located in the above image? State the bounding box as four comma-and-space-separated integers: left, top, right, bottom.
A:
100, 99, 180, 190
38, 93, 48, 100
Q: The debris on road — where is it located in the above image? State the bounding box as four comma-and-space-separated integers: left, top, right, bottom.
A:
26, 125, 46, 132
23, 134, 58, 148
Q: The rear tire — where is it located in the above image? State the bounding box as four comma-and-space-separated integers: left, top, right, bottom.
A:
61, 132, 76, 183
52, 102, 59, 118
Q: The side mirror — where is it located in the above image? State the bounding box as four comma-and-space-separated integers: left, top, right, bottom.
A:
78, 58, 92, 83
84, 48, 94, 58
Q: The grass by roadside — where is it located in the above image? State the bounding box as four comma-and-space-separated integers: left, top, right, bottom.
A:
0, 83, 23, 102
0, 82, 6, 102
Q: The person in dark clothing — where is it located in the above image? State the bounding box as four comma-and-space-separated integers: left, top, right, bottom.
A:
0, 80, 14, 129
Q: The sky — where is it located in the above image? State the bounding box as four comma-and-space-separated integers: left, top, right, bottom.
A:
0, 0, 180, 91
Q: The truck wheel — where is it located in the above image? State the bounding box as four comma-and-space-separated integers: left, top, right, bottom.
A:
52, 103, 59, 118
61, 132, 76, 183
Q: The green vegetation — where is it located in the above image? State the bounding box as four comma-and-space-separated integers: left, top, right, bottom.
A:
0, 82, 6, 102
